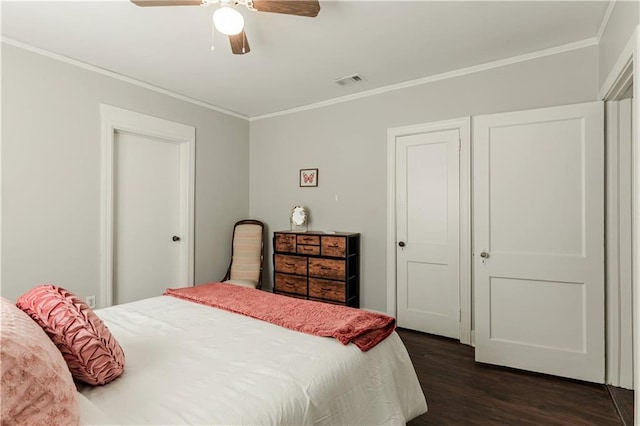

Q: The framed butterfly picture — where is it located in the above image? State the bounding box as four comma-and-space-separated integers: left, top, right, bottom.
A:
299, 168, 318, 187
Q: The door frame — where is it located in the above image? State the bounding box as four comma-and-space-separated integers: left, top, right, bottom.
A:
605, 98, 633, 389
99, 104, 195, 308
598, 23, 639, 419
386, 117, 471, 344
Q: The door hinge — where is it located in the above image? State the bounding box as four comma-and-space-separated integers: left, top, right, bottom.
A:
459, 308, 462, 322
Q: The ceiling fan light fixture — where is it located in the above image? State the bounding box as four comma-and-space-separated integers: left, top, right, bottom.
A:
213, 6, 244, 36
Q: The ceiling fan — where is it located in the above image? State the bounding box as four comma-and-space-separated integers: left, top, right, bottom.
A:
131, 0, 321, 55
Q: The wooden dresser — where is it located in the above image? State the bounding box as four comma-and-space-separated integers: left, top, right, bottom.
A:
273, 231, 360, 307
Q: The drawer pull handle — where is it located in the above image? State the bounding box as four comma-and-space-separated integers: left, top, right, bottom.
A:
329, 244, 339, 248
321, 287, 332, 292
285, 262, 295, 267
320, 266, 331, 270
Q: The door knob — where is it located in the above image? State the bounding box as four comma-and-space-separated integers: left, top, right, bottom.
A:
480, 251, 489, 258
398, 241, 406, 247
172, 236, 181, 242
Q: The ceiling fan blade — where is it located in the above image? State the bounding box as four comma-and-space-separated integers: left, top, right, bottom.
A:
131, 0, 203, 6
229, 31, 251, 55
252, 0, 320, 17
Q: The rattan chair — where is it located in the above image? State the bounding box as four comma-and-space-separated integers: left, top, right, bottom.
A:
222, 219, 265, 289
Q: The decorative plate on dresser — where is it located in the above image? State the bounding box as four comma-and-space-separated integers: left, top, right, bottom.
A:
272, 231, 360, 307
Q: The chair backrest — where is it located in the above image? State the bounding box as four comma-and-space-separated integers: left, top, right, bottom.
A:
226, 220, 265, 288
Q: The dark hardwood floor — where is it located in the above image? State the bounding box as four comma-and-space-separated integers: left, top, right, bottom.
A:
608, 385, 634, 426
398, 328, 628, 425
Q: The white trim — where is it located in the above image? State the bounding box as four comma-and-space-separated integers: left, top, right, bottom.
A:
605, 101, 622, 387
2, 37, 248, 121
252, 38, 598, 121
386, 117, 472, 345
599, 28, 636, 100
596, 1, 617, 43
0, 41, 3, 291
386, 130, 397, 317
459, 118, 472, 346
605, 100, 620, 386
100, 104, 195, 308
606, 101, 620, 385
179, 135, 196, 291
634, 26, 640, 426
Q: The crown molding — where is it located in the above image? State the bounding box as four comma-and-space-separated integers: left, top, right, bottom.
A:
250, 37, 598, 121
596, 0, 616, 43
1, 37, 249, 121
2, 35, 598, 122
598, 26, 635, 100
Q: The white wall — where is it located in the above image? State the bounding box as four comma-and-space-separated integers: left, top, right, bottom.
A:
598, 0, 639, 90
1, 43, 250, 303
249, 46, 599, 312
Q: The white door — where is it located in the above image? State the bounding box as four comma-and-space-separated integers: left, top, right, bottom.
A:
474, 101, 604, 383
114, 131, 182, 304
396, 129, 460, 338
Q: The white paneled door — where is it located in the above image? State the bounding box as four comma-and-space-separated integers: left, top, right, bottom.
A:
474, 102, 604, 383
114, 131, 182, 305
396, 129, 460, 338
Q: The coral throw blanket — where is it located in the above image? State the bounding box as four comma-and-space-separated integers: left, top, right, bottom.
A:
164, 283, 396, 352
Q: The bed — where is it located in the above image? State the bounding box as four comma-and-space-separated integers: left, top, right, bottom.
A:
76, 292, 428, 425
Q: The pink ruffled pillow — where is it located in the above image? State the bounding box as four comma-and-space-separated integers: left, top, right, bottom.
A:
17, 285, 125, 386
1, 297, 80, 425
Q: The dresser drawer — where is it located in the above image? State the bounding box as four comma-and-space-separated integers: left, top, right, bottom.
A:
321, 236, 346, 257
275, 234, 296, 253
297, 245, 320, 255
308, 278, 345, 302
274, 274, 307, 296
308, 258, 345, 281
274, 254, 307, 275
297, 234, 320, 245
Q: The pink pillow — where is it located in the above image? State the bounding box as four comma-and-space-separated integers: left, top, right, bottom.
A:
17, 285, 125, 386
1, 297, 80, 425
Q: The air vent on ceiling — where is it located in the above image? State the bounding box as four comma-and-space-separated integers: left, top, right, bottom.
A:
334, 73, 367, 87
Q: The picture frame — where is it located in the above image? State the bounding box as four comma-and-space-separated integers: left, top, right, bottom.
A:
299, 168, 318, 187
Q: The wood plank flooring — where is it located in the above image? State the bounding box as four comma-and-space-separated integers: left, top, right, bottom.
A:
608, 385, 634, 426
398, 328, 624, 425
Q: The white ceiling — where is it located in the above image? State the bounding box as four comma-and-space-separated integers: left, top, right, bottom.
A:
2, 1, 609, 118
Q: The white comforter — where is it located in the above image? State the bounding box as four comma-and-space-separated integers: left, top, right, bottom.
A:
79, 296, 427, 425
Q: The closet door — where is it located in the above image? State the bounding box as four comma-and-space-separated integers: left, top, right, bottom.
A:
396, 129, 460, 338
473, 102, 604, 382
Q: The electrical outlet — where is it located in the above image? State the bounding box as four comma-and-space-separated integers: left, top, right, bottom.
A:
86, 295, 96, 309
